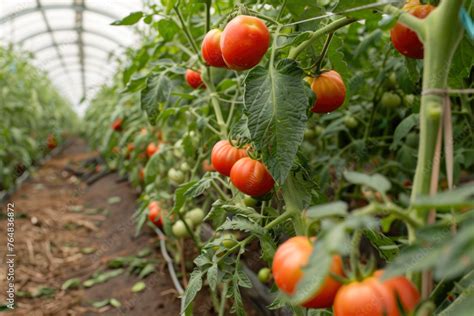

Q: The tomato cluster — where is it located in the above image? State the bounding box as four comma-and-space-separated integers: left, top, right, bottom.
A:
272, 237, 420, 314
201, 15, 270, 70
210, 140, 274, 197
334, 270, 420, 316
211, 140, 247, 176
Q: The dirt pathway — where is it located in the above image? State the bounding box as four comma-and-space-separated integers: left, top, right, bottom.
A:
0, 139, 184, 315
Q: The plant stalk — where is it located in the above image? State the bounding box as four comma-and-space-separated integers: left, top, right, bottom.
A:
289, 17, 357, 59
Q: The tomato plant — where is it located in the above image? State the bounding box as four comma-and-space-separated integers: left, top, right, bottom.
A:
81, 0, 474, 315
0, 46, 77, 192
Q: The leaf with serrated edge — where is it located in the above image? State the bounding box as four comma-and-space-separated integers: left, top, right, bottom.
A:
244, 59, 309, 184
306, 201, 348, 219
181, 270, 203, 312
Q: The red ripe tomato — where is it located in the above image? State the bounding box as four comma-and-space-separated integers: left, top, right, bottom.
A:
310, 70, 346, 113
211, 140, 247, 177
148, 201, 163, 227
201, 29, 226, 68
220, 15, 270, 70
390, 1, 435, 59
374, 270, 420, 314
333, 270, 420, 316
138, 168, 145, 182
127, 143, 135, 153
47, 134, 57, 149
185, 69, 204, 89
112, 118, 123, 131
230, 157, 274, 196
272, 236, 344, 308
146, 142, 159, 158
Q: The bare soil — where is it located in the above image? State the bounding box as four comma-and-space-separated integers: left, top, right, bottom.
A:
0, 139, 182, 315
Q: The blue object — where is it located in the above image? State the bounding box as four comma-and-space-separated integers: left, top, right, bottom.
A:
460, 7, 474, 40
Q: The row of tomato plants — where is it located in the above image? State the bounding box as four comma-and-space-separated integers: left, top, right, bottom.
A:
85, 0, 473, 315
0, 46, 78, 192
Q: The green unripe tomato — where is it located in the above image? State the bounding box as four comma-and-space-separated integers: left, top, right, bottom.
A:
381, 92, 402, 108
173, 140, 183, 158
388, 72, 398, 88
258, 267, 271, 283
404, 94, 415, 107
168, 168, 185, 184
243, 196, 258, 207
185, 208, 205, 226
343, 116, 358, 129
180, 162, 190, 172
304, 128, 316, 140
405, 132, 419, 149
222, 234, 238, 249
314, 125, 324, 137
172, 219, 194, 238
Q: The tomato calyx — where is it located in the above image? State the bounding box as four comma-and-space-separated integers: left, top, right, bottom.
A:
347, 254, 378, 283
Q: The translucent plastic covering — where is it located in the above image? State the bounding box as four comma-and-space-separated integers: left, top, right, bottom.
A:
0, 0, 143, 113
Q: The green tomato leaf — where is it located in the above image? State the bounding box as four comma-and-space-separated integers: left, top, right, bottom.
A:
173, 181, 197, 214
344, 171, 391, 194
306, 201, 348, 219
390, 113, 419, 150
363, 229, 399, 261
244, 59, 309, 184
111, 11, 143, 26
61, 278, 81, 290
217, 217, 265, 237
131, 281, 146, 293
412, 184, 474, 211
140, 72, 174, 125
207, 264, 218, 292
181, 269, 203, 312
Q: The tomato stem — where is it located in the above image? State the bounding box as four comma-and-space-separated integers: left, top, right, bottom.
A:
174, 6, 202, 61
276, 0, 287, 21
211, 179, 231, 200
288, 17, 357, 60
218, 281, 229, 316
349, 229, 363, 281
216, 209, 294, 264
205, 0, 211, 33
314, 32, 334, 74
383, 4, 426, 40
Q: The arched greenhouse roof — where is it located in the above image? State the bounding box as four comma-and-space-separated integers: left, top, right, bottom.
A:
0, 0, 144, 113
